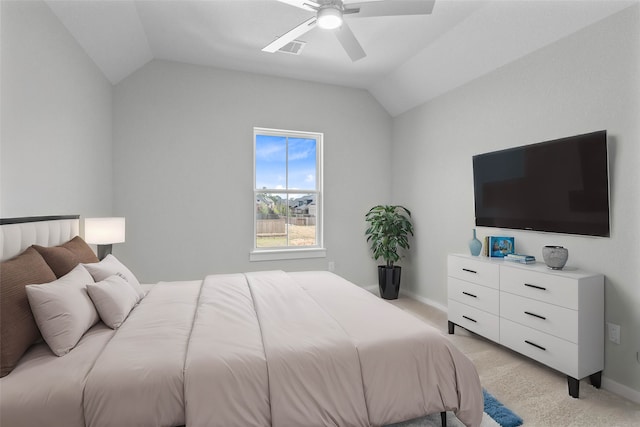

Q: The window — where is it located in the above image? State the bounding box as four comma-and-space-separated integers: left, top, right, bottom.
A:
251, 127, 325, 261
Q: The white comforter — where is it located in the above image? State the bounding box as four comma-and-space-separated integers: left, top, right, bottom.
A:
0, 271, 483, 427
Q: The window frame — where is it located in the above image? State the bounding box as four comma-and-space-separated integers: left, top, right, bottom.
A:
250, 127, 325, 261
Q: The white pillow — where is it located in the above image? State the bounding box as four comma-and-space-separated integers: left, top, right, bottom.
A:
83, 254, 145, 302
25, 264, 99, 356
87, 275, 139, 329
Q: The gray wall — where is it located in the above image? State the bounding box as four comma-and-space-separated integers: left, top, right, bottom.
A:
113, 60, 392, 286
392, 5, 640, 394
0, 0, 113, 218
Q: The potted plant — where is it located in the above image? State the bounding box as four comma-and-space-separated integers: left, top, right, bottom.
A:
365, 205, 414, 300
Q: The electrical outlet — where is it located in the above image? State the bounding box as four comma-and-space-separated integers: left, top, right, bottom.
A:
328, 261, 335, 272
607, 322, 620, 345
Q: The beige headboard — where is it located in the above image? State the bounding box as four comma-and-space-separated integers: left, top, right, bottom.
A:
0, 215, 80, 261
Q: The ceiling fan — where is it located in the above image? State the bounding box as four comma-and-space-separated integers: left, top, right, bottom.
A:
262, 0, 436, 61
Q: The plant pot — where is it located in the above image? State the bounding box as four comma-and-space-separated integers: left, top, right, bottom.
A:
378, 265, 402, 300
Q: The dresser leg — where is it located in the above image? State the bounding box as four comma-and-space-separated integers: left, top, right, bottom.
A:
448, 321, 455, 334
589, 371, 602, 389
568, 376, 580, 398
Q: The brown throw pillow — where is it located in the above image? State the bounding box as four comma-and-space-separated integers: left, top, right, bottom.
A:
0, 247, 57, 377
32, 236, 99, 278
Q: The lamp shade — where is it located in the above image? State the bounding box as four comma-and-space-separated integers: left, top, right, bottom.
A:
84, 218, 125, 245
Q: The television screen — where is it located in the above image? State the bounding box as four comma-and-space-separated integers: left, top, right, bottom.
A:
473, 130, 610, 237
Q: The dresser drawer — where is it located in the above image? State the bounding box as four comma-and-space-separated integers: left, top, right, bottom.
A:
448, 299, 499, 342
500, 266, 578, 309
500, 318, 578, 378
448, 255, 499, 289
448, 277, 499, 315
500, 292, 578, 343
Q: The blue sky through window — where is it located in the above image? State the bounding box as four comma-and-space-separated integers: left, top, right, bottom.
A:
256, 134, 316, 190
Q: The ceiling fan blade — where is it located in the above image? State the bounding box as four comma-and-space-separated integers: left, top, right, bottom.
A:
334, 22, 366, 62
262, 17, 318, 53
346, 0, 435, 17
277, 0, 320, 12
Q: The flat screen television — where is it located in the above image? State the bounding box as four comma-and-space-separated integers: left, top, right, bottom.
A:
473, 130, 610, 237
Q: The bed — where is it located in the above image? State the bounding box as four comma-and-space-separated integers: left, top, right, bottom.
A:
0, 215, 483, 427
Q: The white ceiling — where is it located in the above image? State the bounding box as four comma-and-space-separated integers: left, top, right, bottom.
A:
44, 0, 636, 116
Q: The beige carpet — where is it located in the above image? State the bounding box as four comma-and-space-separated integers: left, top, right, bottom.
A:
388, 296, 640, 426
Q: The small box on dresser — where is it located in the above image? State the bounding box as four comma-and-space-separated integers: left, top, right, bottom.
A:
447, 254, 604, 398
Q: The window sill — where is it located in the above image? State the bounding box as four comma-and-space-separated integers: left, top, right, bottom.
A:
249, 248, 327, 262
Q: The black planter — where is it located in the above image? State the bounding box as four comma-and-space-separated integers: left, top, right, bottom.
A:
378, 265, 401, 300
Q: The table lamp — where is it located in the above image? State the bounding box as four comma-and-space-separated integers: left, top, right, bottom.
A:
84, 217, 125, 260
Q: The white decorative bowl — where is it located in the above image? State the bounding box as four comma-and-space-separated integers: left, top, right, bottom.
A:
542, 246, 568, 270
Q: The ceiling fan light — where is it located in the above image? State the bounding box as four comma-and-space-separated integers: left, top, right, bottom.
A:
317, 6, 343, 30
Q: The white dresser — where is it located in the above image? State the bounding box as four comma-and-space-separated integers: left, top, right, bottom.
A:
447, 254, 604, 398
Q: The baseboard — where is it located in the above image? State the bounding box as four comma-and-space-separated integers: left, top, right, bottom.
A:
362, 284, 449, 313
363, 284, 378, 294
399, 288, 449, 313
602, 376, 640, 404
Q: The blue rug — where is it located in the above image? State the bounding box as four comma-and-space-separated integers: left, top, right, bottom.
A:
482, 388, 523, 427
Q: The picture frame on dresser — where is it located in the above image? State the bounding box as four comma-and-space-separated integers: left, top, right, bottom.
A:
488, 236, 514, 258
447, 253, 604, 398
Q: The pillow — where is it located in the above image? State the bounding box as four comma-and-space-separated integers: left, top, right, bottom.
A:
32, 236, 100, 278
83, 255, 145, 301
87, 275, 138, 329
25, 264, 99, 356
0, 247, 57, 377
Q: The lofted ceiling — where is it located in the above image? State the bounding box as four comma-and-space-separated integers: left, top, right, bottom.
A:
44, 0, 636, 116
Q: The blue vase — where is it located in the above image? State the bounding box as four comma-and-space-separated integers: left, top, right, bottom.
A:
469, 229, 482, 256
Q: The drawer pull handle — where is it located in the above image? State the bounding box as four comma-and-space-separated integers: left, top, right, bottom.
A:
462, 268, 477, 274
462, 315, 477, 323
462, 291, 478, 298
525, 340, 546, 351
525, 311, 546, 320
524, 283, 547, 291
